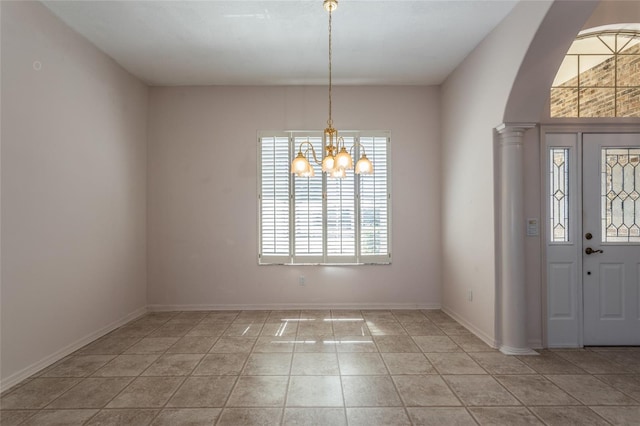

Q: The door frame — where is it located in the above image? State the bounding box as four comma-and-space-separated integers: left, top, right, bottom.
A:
541, 124, 640, 348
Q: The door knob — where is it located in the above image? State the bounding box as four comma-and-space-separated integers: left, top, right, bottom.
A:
585, 247, 604, 255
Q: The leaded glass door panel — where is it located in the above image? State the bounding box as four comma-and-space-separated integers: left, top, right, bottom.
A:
583, 133, 640, 345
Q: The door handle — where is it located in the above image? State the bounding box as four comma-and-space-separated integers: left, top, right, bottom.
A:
585, 247, 604, 255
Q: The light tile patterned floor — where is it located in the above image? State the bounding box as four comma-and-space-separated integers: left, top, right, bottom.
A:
1, 310, 639, 425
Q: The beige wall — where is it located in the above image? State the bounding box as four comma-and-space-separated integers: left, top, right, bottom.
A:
440, 1, 553, 346
1, 1, 148, 387
583, 0, 640, 30
147, 86, 441, 309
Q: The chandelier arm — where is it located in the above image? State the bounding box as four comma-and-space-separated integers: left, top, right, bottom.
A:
298, 140, 322, 166
349, 142, 368, 157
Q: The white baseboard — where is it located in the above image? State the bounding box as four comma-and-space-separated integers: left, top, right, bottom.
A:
548, 343, 582, 349
148, 302, 442, 311
441, 306, 499, 349
0, 306, 147, 393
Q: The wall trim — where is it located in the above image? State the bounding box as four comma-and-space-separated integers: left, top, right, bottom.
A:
548, 343, 582, 349
148, 302, 442, 311
441, 306, 499, 349
0, 306, 147, 393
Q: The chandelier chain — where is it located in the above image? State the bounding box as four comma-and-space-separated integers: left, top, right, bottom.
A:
328, 7, 333, 128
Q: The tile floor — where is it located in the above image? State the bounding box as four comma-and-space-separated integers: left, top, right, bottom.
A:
1, 309, 639, 425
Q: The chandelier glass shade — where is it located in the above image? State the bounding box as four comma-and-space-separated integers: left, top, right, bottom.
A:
290, 0, 373, 178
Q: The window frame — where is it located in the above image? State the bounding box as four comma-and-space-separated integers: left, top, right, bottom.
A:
550, 30, 640, 118
257, 130, 392, 265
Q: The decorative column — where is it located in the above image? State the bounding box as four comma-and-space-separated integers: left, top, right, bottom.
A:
496, 123, 538, 355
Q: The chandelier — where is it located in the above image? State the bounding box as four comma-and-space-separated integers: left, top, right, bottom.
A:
291, 0, 373, 179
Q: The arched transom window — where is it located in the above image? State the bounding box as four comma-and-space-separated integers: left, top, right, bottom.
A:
551, 28, 640, 118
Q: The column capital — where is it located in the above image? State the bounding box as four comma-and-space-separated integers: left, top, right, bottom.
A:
495, 122, 536, 137
496, 123, 536, 147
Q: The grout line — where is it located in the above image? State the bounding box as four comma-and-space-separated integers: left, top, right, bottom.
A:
83, 311, 194, 425
75, 317, 169, 424
215, 319, 261, 426
583, 405, 621, 425
339, 310, 358, 425
145, 313, 222, 424
525, 405, 552, 425
40, 318, 173, 423
280, 350, 295, 426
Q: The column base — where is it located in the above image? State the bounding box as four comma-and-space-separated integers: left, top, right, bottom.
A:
499, 345, 539, 356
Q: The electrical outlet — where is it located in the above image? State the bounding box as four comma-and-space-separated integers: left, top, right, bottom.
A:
467, 290, 473, 301
299, 275, 306, 286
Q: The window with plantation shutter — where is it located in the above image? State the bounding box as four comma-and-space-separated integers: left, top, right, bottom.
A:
293, 136, 324, 262
259, 134, 291, 264
326, 136, 356, 262
359, 136, 389, 261
258, 131, 391, 265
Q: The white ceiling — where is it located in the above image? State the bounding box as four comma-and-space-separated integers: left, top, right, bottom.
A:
42, 0, 519, 86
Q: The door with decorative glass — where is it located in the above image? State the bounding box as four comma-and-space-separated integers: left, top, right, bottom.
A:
582, 133, 640, 345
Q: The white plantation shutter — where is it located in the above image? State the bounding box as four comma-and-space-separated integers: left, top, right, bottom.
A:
258, 135, 290, 263
327, 136, 356, 261
258, 131, 391, 265
293, 136, 324, 263
359, 136, 390, 262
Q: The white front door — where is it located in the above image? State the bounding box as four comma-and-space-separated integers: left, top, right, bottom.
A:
583, 133, 640, 345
